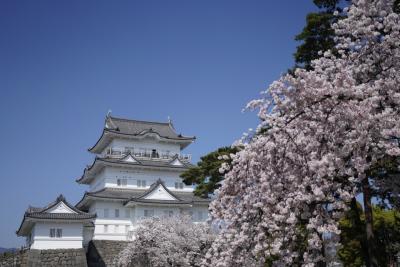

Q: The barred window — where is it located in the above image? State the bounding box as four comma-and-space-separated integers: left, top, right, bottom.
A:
49, 228, 55, 238
56, 229, 62, 238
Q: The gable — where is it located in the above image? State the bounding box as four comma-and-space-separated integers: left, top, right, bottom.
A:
46, 202, 78, 214
170, 158, 183, 166
123, 154, 138, 163
144, 184, 178, 201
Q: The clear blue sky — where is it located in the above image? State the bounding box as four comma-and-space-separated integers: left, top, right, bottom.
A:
0, 0, 317, 247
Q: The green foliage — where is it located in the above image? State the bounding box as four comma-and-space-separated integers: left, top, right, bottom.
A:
180, 146, 239, 197
294, 12, 337, 70
338, 204, 400, 267
395, 0, 400, 13
368, 155, 400, 209
373, 207, 400, 266
293, 0, 349, 70
338, 202, 365, 267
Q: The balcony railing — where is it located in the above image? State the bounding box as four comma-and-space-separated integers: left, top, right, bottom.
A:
105, 148, 191, 162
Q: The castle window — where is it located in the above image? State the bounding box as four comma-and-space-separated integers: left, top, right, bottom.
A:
49, 228, 62, 238
151, 149, 159, 158
56, 229, 62, 238
175, 182, 184, 189
115, 209, 120, 218
137, 180, 146, 187
49, 228, 55, 238
117, 178, 127, 187
104, 209, 109, 218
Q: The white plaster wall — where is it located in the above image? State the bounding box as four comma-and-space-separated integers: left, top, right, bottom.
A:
89, 169, 106, 192
100, 167, 193, 192
92, 201, 135, 241
89, 200, 209, 241
30, 222, 83, 249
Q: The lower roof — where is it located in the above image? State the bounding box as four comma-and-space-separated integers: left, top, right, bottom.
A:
17, 195, 96, 236
76, 184, 211, 211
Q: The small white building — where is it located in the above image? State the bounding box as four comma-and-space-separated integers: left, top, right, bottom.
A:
16, 195, 96, 250
16, 115, 211, 249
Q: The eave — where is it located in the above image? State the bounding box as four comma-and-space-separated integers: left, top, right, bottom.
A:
88, 129, 195, 154
75, 190, 131, 210
76, 156, 192, 185
124, 200, 193, 207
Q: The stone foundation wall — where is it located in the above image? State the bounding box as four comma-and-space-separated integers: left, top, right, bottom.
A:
87, 240, 131, 267
0, 250, 28, 267
28, 249, 87, 267
0, 248, 87, 267
0, 241, 131, 267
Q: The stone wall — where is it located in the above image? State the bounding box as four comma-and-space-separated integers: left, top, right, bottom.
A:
0, 248, 87, 267
28, 249, 87, 267
0, 241, 131, 267
87, 240, 131, 267
0, 250, 28, 267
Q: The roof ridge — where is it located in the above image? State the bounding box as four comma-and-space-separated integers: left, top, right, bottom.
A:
108, 116, 170, 126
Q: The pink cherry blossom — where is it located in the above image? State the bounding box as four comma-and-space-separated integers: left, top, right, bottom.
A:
205, 0, 400, 266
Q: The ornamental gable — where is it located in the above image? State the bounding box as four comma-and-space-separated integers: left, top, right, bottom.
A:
144, 184, 179, 201
46, 202, 78, 214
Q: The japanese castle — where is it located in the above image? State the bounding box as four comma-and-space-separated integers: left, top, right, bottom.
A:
16, 115, 210, 250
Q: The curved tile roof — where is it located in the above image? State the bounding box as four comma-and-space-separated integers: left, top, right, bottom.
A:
76, 154, 194, 184
17, 195, 96, 236
76, 181, 211, 210
89, 116, 196, 153
106, 116, 194, 140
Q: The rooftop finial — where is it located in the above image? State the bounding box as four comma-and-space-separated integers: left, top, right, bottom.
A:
105, 110, 114, 129
168, 116, 175, 129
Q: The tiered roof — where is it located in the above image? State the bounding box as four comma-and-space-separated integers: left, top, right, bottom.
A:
76, 179, 211, 210
76, 153, 194, 184
17, 195, 96, 236
89, 116, 196, 153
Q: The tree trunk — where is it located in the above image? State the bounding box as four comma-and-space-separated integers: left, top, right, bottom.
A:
362, 178, 378, 267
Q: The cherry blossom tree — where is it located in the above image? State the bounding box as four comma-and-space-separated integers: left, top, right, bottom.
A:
204, 0, 400, 266
118, 215, 214, 267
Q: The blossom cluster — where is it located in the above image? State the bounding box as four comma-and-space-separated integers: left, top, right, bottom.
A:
205, 0, 400, 266
118, 215, 214, 267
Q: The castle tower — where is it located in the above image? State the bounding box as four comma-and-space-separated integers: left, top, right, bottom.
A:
76, 115, 210, 242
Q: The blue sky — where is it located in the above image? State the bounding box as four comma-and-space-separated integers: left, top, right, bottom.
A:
0, 0, 317, 247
